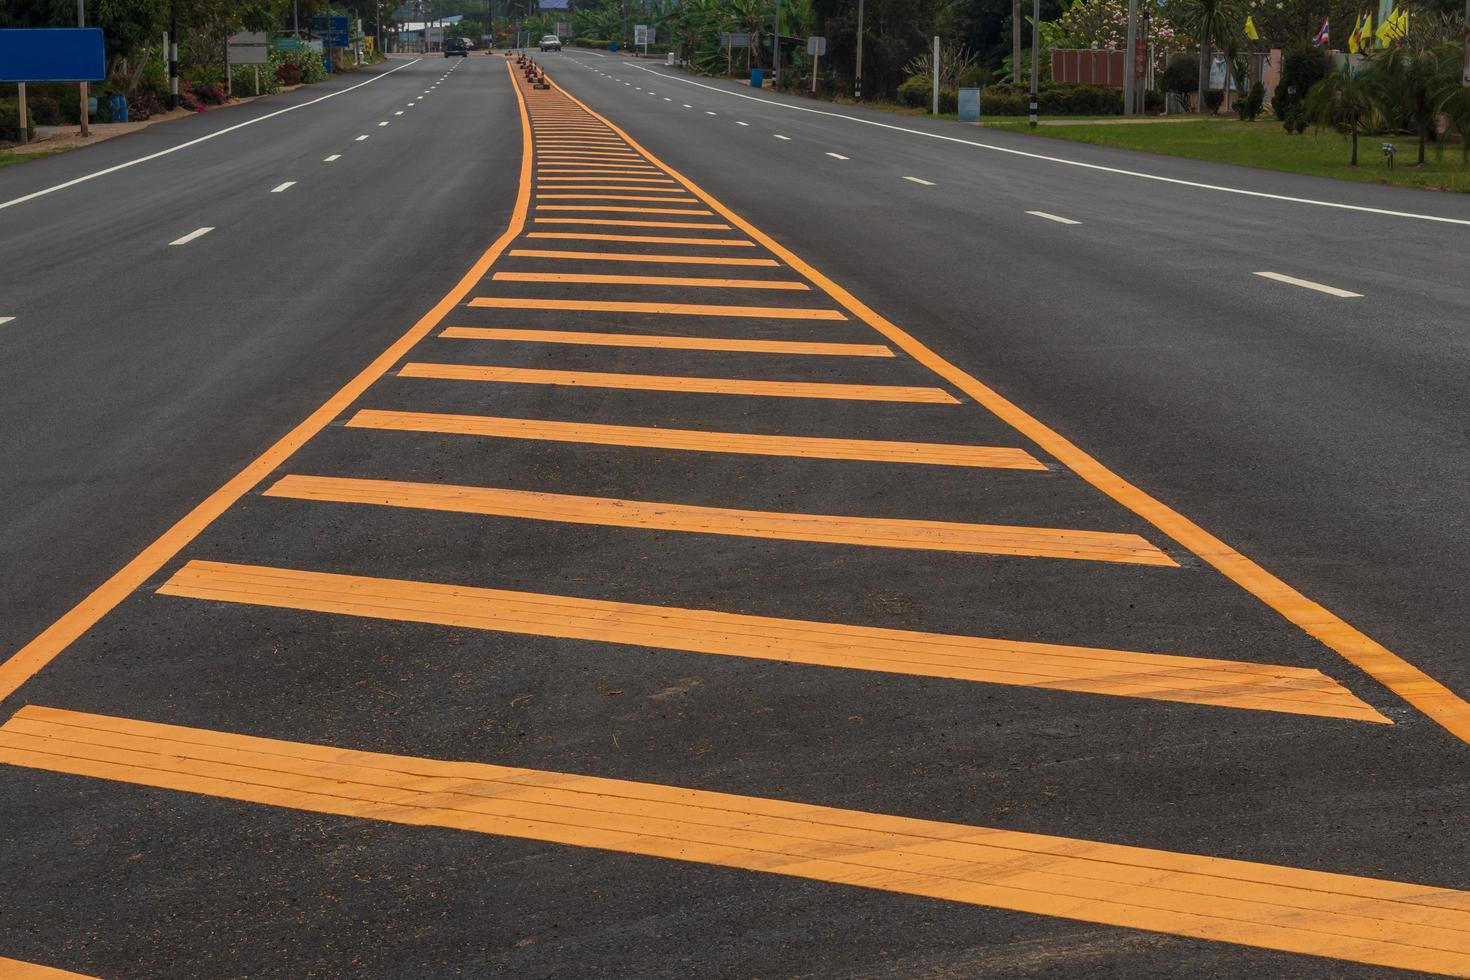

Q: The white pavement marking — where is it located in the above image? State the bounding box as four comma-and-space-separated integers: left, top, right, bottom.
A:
683, 104, 692, 108
378, 121, 389, 127
323, 154, 341, 162
903, 176, 936, 185
169, 227, 214, 246
826, 152, 849, 160
0, 317, 14, 326
394, 110, 404, 115
355, 135, 370, 141
1027, 210, 1081, 225
736, 121, 750, 127
774, 134, 791, 140
664, 97, 672, 101
270, 181, 297, 193
0, 59, 422, 214
705, 110, 717, 115
628, 64, 1470, 228
1254, 271, 1363, 297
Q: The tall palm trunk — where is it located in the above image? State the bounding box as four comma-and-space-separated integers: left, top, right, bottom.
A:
1012, 0, 1022, 84
1197, 35, 1211, 112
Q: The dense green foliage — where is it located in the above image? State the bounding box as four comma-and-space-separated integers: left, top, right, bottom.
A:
1273, 46, 1331, 121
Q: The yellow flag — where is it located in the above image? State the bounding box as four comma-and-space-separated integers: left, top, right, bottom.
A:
1244, 15, 1259, 40
1375, 6, 1399, 43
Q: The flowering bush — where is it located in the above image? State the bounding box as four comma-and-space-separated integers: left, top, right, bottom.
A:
1055, 0, 1186, 50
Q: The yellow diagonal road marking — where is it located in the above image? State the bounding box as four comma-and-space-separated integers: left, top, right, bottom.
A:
8, 706, 1455, 977
536, 194, 702, 202
467, 297, 840, 319
534, 218, 734, 230
398, 363, 957, 403
534, 205, 716, 216
0, 957, 98, 979
439, 327, 891, 356
525, 232, 754, 247
507, 249, 778, 266
265, 475, 1176, 566
491, 271, 808, 290
345, 410, 1047, 470
153, 562, 1380, 720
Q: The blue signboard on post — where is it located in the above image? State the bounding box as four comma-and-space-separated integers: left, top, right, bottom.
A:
0, 28, 106, 83
311, 16, 351, 47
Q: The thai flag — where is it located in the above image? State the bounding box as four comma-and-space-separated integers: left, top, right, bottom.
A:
1313, 17, 1330, 46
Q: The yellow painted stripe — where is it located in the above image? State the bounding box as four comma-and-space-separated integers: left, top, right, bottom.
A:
491, 271, 808, 291
439, 327, 890, 356
0, 957, 97, 980
267, 475, 1174, 566
398, 363, 958, 403
537, 166, 663, 172
0, 61, 534, 702
525, 232, 754, 247
535, 218, 734, 230
157, 564, 1377, 719
16, 707, 1465, 976
534, 205, 715, 216
467, 297, 842, 319
508, 249, 778, 267
346, 409, 1047, 470
536, 194, 700, 202
534, 187, 691, 194
536, 176, 677, 184
552, 77, 1470, 744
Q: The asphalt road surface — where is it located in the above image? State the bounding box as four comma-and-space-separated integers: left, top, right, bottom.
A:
3, 50, 1470, 979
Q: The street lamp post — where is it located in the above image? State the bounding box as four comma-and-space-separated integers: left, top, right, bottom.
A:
774, 0, 781, 84
1028, 0, 1039, 125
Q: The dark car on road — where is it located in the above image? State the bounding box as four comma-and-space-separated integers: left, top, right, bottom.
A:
444, 37, 469, 57
540, 35, 562, 52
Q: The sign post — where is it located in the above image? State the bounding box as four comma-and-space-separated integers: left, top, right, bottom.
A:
806, 36, 826, 92
228, 31, 268, 97
634, 24, 649, 57
0, 28, 105, 140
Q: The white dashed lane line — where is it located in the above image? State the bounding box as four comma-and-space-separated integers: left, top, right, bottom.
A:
774, 134, 791, 141
378, 121, 389, 127
736, 121, 749, 127
168, 227, 214, 246
826, 152, 849, 160
270, 181, 296, 193
0, 317, 14, 326
1026, 210, 1081, 225
903, 176, 936, 186
324, 154, 341, 162
355, 135, 369, 141
1254, 271, 1363, 297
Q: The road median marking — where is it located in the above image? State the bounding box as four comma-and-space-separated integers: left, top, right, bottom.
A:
346, 409, 1046, 469
508, 248, 776, 266
534, 218, 735, 230
154, 563, 1377, 719
1254, 272, 1363, 298
526, 231, 754, 247
467, 297, 841, 319
0, 954, 97, 979
548, 73, 1470, 744
266, 475, 1172, 565
491, 271, 808, 290
398, 363, 955, 402
439, 327, 885, 356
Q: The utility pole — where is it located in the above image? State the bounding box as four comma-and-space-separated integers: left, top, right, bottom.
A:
1123, 0, 1138, 116
932, 35, 939, 115
854, 0, 864, 99
774, 0, 781, 83
169, 1, 179, 110
1012, 0, 1021, 83
1028, 0, 1039, 126
293, 0, 299, 35
77, 0, 89, 137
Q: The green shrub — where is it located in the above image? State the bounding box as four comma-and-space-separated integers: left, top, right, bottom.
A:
27, 93, 65, 125
1274, 46, 1330, 120
1235, 81, 1265, 121
982, 82, 1122, 115
957, 64, 992, 89
575, 38, 611, 49
0, 99, 34, 141
230, 63, 282, 97
1161, 57, 1196, 96
1204, 89, 1225, 114
898, 74, 929, 107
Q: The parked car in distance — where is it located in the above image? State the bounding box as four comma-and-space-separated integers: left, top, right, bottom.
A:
540, 35, 562, 52
444, 37, 469, 57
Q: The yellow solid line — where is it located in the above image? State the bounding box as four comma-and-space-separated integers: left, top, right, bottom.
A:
526, 232, 754, 247
467, 297, 843, 319
18, 708, 1467, 976
267, 475, 1174, 566
551, 77, 1470, 743
154, 565, 1378, 720
0, 957, 98, 980
535, 218, 733, 230
0, 61, 535, 702
508, 249, 778, 267
399, 363, 958, 403
439, 327, 890, 356
491, 271, 808, 290
346, 409, 1047, 470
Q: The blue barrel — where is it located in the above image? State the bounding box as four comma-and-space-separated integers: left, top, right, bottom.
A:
609, 41, 617, 52
108, 94, 127, 122
750, 67, 763, 88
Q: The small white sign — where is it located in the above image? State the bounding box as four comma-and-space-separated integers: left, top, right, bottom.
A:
227, 31, 270, 65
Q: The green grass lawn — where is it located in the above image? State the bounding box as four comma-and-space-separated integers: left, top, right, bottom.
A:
982, 118, 1470, 192
0, 146, 74, 168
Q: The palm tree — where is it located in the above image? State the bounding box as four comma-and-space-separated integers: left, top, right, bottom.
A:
1303, 64, 1378, 165
1175, 0, 1239, 112
1432, 45, 1470, 163
1362, 45, 1444, 165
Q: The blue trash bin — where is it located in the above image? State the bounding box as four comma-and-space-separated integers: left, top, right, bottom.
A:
750, 67, 763, 88
609, 41, 617, 52
109, 94, 128, 123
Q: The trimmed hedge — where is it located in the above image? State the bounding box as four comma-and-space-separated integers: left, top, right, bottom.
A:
979, 82, 1124, 116
575, 38, 612, 49
897, 75, 958, 113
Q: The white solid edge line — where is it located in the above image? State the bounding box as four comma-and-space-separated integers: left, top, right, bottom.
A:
1254, 271, 1363, 297
1027, 210, 1081, 225
904, 176, 936, 185
169, 226, 214, 246
323, 154, 341, 162
827, 152, 849, 160
0, 59, 422, 213
627, 64, 1470, 228
270, 181, 296, 193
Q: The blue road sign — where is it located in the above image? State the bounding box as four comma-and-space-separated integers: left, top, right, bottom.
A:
0, 28, 106, 83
